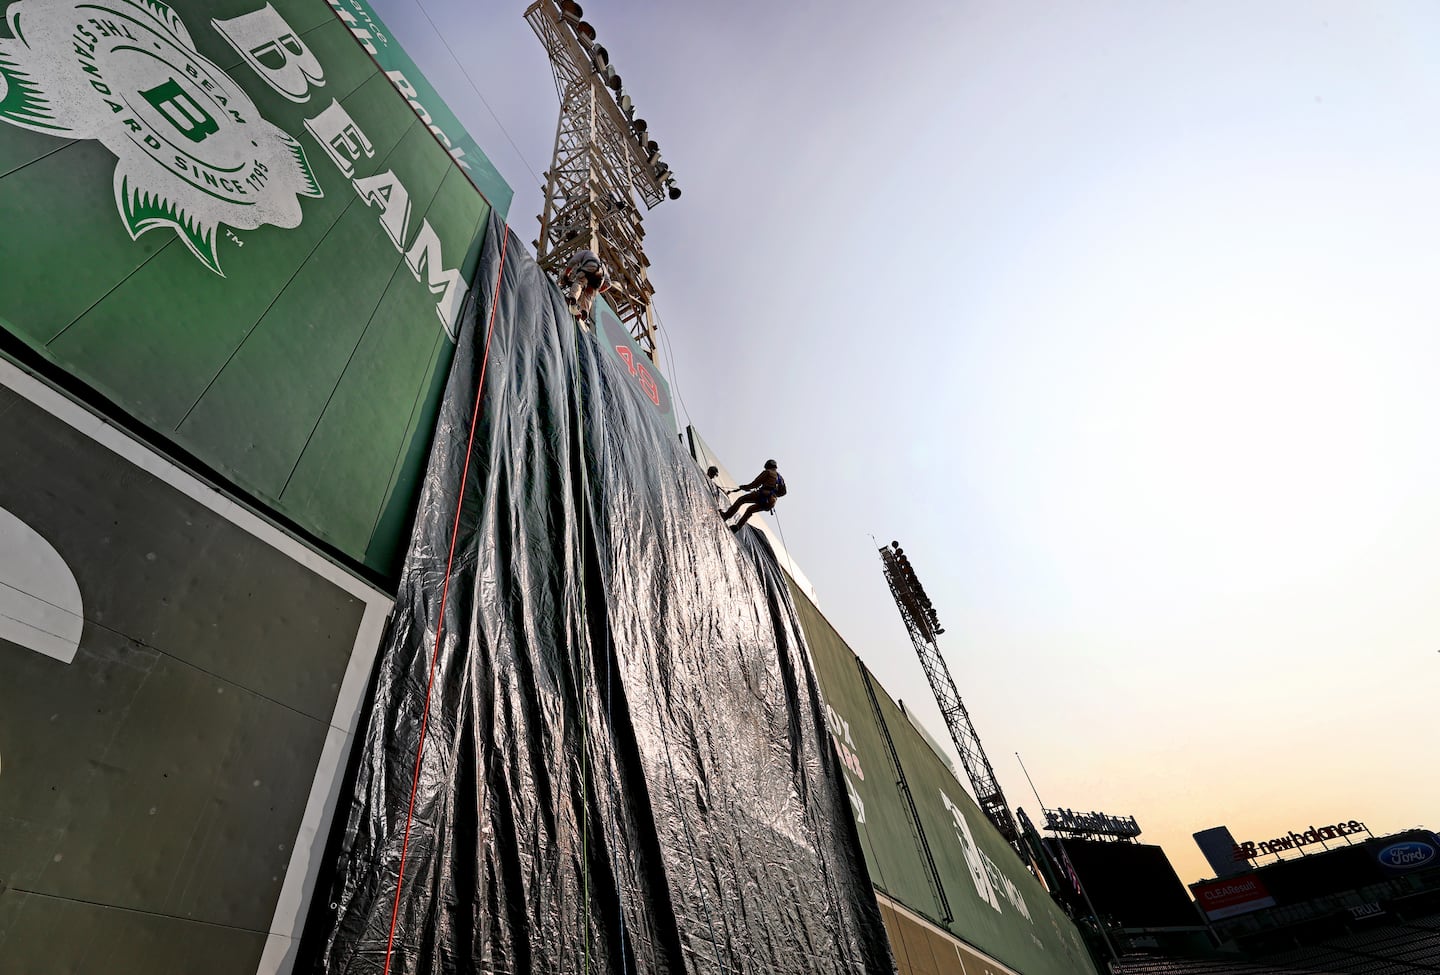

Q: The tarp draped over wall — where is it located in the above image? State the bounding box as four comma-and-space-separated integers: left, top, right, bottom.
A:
305, 213, 893, 974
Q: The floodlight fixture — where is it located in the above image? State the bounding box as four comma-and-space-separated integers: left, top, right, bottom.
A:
527, 0, 682, 360
877, 541, 1019, 847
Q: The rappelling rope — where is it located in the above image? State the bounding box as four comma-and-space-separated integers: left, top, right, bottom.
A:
382, 226, 511, 975
570, 320, 594, 975
771, 506, 791, 571
571, 318, 650, 974
572, 329, 633, 975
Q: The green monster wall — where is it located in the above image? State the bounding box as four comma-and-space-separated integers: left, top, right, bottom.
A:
790, 581, 1099, 975
0, 0, 504, 578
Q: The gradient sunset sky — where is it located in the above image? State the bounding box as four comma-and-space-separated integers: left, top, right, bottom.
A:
370, 0, 1440, 887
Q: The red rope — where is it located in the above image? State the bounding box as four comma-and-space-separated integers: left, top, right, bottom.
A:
382, 226, 511, 975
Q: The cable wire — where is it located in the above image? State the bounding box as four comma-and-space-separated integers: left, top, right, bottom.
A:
404, 0, 546, 188
652, 301, 695, 431
569, 320, 593, 975
584, 335, 633, 975
382, 227, 511, 975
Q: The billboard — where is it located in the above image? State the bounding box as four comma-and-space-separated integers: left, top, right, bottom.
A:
1043, 807, 1141, 840
788, 581, 1098, 975
593, 295, 674, 423
326, 0, 512, 215
0, 360, 390, 974
0, 0, 497, 578
1232, 819, 1369, 861
1191, 875, 1277, 921
1376, 833, 1440, 873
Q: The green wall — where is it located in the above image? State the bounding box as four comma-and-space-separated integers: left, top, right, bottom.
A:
0, 0, 502, 579
790, 582, 1098, 975
328, 0, 512, 217
0, 368, 389, 974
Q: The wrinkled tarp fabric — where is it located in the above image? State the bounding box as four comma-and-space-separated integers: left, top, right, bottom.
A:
306, 213, 894, 975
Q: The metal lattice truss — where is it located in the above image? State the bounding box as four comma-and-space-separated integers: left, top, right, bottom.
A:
526, 0, 670, 359
878, 546, 1020, 846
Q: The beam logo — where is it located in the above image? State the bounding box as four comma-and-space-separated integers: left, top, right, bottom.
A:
940, 788, 1032, 922
0, 0, 322, 274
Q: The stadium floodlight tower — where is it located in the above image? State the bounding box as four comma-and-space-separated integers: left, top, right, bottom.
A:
525, 0, 679, 361
878, 542, 1020, 847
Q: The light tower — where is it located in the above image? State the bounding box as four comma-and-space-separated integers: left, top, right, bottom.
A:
525, 0, 679, 361
877, 542, 1020, 847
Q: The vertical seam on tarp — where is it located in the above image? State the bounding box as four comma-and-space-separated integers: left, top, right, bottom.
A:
576, 325, 730, 971
381, 224, 511, 975
573, 325, 645, 975
572, 322, 626, 974
573, 320, 591, 975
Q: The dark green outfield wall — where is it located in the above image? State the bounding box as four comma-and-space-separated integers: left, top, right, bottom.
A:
790, 582, 1098, 975
0, 0, 503, 579
0, 364, 392, 974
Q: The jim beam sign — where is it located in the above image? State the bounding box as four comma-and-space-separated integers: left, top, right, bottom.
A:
0, 0, 467, 337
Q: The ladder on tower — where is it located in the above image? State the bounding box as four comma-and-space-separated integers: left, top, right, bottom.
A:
877, 542, 1020, 847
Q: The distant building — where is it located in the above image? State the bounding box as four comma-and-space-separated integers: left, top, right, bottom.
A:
1043, 837, 1212, 954
1190, 827, 1440, 952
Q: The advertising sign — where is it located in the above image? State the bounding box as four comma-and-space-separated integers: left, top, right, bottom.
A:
1191, 875, 1277, 920
326, 0, 512, 215
1376, 836, 1439, 873
1233, 820, 1367, 861
593, 296, 673, 423
1043, 806, 1141, 840
0, 0, 493, 578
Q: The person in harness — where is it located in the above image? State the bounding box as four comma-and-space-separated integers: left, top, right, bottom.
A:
720, 459, 786, 531
558, 248, 611, 328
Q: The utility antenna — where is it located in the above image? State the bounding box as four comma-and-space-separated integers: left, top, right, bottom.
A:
525, 0, 680, 361
877, 541, 1019, 846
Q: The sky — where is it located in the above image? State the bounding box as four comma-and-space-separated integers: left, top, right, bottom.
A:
368, 0, 1440, 887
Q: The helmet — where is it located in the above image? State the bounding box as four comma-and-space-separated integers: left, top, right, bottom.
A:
764, 459, 778, 470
